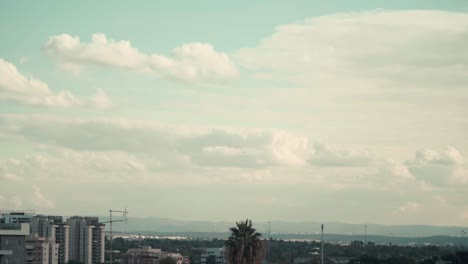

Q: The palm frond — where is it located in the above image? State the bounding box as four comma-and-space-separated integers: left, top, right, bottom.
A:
224, 219, 265, 264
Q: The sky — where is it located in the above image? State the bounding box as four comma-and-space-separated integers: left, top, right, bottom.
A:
0, 1, 467, 227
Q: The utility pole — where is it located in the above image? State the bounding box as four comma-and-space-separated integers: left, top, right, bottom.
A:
462, 230, 466, 249
267, 221, 271, 264
321, 224, 324, 264
364, 225, 367, 254
103, 209, 128, 264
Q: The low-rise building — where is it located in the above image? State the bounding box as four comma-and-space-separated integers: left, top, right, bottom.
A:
0, 211, 35, 224
201, 248, 226, 264
121, 246, 186, 264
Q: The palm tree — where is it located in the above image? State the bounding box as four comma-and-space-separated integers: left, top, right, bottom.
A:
225, 219, 265, 264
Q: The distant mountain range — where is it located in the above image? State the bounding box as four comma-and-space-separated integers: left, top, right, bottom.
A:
98, 217, 467, 242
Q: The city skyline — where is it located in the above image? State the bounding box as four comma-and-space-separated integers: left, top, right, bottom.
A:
1, 1, 467, 226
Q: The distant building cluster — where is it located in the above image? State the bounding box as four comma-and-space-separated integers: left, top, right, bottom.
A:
0, 211, 193, 264
121, 246, 190, 264
0, 211, 105, 264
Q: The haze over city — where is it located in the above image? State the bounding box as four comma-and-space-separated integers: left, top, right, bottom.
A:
1, 1, 467, 227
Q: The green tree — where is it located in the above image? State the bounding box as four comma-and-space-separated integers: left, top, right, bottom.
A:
225, 219, 265, 264
160, 257, 177, 264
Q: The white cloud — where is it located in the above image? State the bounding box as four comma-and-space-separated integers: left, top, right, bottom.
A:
377, 160, 414, 180
398, 201, 421, 212
0, 124, 466, 225
409, 147, 463, 166
89, 88, 112, 110
0, 58, 80, 107
32, 185, 55, 209
202, 146, 245, 156
406, 147, 466, 186
0, 58, 114, 109
235, 10, 468, 89
3, 114, 458, 184
44, 33, 238, 81
309, 143, 378, 167
0, 114, 465, 218
269, 132, 311, 166
10, 195, 23, 209
2, 173, 24, 181
0, 114, 391, 169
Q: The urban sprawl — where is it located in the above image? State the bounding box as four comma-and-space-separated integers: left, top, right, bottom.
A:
1, 211, 467, 264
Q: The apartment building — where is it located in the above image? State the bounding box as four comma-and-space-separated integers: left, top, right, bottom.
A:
67, 216, 105, 264
25, 236, 59, 264
30, 216, 69, 264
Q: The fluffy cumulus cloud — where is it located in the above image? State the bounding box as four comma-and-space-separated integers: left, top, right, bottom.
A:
32, 185, 55, 209
44, 33, 238, 81
0, 58, 112, 108
409, 147, 463, 166
0, 58, 80, 107
309, 143, 378, 167
406, 147, 467, 186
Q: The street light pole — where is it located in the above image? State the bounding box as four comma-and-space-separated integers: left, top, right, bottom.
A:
462, 230, 466, 249
321, 224, 324, 264
364, 225, 367, 254
267, 221, 271, 264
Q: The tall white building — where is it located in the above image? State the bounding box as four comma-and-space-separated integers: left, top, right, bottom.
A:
67, 216, 105, 264
30, 216, 69, 264
26, 236, 59, 264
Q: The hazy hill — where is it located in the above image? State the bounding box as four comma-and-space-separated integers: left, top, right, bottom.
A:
99, 217, 467, 238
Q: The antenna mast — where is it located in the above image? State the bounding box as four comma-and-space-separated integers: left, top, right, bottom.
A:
103, 209, 128, 264
321, 224, 324, 264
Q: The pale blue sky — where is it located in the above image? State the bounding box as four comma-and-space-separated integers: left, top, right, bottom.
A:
1, 1, 467, 226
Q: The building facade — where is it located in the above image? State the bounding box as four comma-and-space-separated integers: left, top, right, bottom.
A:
67, 216, 105, 264
1, 213, 104, 264
0, 223, 30, 264
25, 236, 59, 264
29, 215, 69, 264
54, 222, 69, 264
201, 248, 226, 264
0, 211, 35, 224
